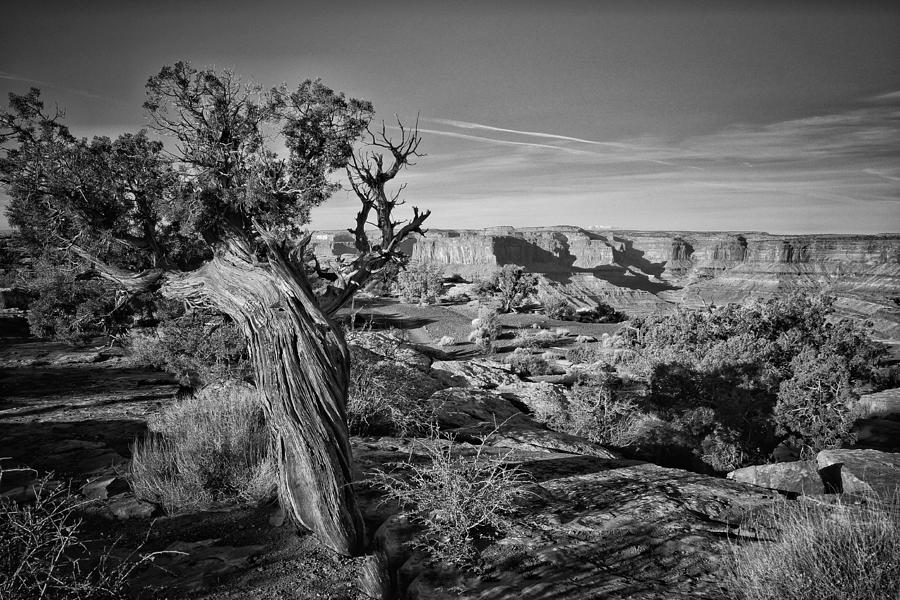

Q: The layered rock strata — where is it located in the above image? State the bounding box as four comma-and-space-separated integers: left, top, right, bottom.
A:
315, 227, 900, 337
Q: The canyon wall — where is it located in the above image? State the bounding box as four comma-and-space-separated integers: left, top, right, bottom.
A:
314, 227, 900, 339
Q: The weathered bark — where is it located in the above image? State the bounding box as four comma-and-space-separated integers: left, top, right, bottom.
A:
166, 239, 364, 555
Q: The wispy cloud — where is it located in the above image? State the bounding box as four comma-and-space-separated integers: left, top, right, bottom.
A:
340, 92, 900, 233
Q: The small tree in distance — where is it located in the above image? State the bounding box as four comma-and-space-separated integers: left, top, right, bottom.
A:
0, 63, 431, 555
495, 264, 537, 313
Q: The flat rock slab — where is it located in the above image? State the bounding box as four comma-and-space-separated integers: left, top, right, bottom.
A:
727, 461, 825, 495
348, 331, 434, 372
855, 388, 900, 418
816, 449, 900, 497
431, 360, 521, 389
104, 494, 158, 520
355, 440, 777, 600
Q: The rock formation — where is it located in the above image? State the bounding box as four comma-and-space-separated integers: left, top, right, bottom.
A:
315, 227, 900, 338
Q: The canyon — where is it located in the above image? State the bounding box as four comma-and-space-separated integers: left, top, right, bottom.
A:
314, 227, 900, 340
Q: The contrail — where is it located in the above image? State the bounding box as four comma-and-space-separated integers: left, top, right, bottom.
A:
0, 71, 115, 102
414, 127, 599, 156
416, 126, 695, 169
429, 117, 638, 150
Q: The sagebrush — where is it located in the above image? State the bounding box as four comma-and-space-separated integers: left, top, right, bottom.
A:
129, 384, 275, 513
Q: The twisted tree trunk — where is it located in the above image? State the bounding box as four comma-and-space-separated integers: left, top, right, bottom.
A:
166, 239, 364, 555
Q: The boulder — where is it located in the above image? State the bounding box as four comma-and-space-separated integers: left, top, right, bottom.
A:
815, 449, 900, 497
430, 388, 527, 431
105, 494, 157, 520
853, 417, 900, 451
727, 461, 825, 495
485, 426, 618, 459
430, 359, 520, 388
81, 475, 129, 500
0, 287, 33, 310
854, 388, 900, 418
497, 381, 567, 422
348, 332, 433, 371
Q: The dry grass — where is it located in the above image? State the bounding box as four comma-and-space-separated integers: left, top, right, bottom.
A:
0, 469, 147, 600
724, 493, 900, 600
129, 384, 276, 514
347, 346, 437, 436
371, 430, 529, 568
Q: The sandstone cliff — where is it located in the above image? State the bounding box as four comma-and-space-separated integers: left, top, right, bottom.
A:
314, 227, 900, 338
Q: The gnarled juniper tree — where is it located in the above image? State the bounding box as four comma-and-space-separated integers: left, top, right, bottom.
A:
0, 62, 429, 555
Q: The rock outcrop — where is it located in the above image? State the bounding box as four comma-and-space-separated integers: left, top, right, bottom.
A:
354, 439, 778, 600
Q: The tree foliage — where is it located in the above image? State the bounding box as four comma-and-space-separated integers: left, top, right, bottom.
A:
1, 62, 431, 555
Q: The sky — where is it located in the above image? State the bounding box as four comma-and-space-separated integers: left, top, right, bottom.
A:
1, 0, 899, 234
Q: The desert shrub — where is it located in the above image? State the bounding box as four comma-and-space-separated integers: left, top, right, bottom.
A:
397, 261, 444, 305
505, 348, 554, 376
371, 432, 529, 567
347, 346, 435, 436
0, 470, 142, 600
513, 328, 562, 351
622, 294, 886, 467
724, 494, 900, 600
494, 264, 537, 313
574, 301, 625, 323
27, 277, 131, 344
567, 343, 605, 365
129, 384, 275, 514
364, 260, 401, 296
468, 307, 502, 352
543, 295, 575, 320
470, 276, 498, 300
559, 376, 644, 448
129, 301, 250, 386
774, 349, 857, 456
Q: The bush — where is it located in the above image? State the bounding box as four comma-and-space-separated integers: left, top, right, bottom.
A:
724, 494, 900, 600
470, 276, 498, 300
27, 277, 130, 344
774, 349, 858, 456
129, 384, 275, 514
364, 260, 401, 296
371, 432, 529, 567
566, 343, 604, 365
542, 296, 575, 320
397, 261, 444, 305
505, 349, 554, 376
468, 307, 501, 352
621, 294, 886, 466
559, 376, 644, 448
129, 302, 250, 386
574, 302, 624, 323
494, 264, 537, 313
0, 471, 141, 599
347, 346, 435, 436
